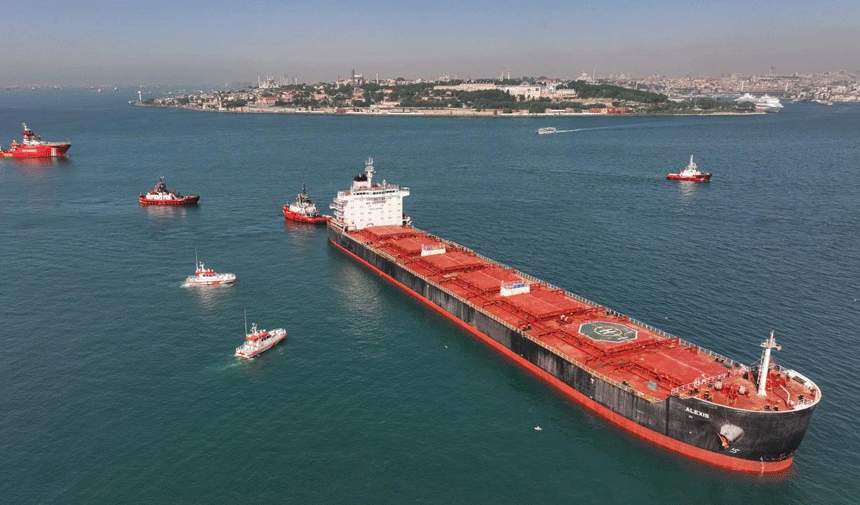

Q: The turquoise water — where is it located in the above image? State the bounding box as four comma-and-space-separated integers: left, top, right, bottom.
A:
2, 89, 859, 504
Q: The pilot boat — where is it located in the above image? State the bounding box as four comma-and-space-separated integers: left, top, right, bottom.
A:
182, 257, 236, 286
235, 313, 287, 358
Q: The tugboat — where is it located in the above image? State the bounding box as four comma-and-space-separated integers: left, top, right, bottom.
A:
182, 256, 236, 287
666, 155, 712, 182
138, 176, 200, 205
235, 312, 287, 358
1, 123, 71, 158
282, 184, 330, 224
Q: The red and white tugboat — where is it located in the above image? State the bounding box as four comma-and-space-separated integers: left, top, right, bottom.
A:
235, 313, 287, 358
283, 184, 330, 224
1, 123, 71, 158
182, 256, 236, 287
138, 176, 200, 205
667, 155, 712, 182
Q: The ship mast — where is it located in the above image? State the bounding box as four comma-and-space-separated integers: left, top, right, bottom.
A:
364, 156, 375, 185
757, 330, 781, 396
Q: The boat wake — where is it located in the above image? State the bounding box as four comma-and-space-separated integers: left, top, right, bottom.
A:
550, 123, 660, 134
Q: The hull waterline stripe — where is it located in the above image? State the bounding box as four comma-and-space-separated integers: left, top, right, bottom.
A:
330, 237, 793, 474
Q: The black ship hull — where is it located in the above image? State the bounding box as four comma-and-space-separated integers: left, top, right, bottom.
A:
328, 224, 818, 472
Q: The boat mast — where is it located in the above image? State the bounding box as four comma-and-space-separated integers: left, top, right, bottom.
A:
757, 330, 781, 396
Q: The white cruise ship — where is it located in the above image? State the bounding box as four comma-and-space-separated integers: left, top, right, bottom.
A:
735, 93, 783, 113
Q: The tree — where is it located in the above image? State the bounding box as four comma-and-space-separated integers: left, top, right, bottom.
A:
223, 99, 247, 108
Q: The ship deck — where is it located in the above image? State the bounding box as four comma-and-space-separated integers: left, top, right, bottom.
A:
348, 225, 817, 411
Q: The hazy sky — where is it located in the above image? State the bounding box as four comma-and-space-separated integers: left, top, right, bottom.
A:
4, 0, 859, 86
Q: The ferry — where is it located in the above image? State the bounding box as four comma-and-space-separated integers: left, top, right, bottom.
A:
1, 123, 71, 158
182, 258, 236, 286
139, 176, 200, 205
666, 155, 712, 182
283, 184, 330, 224
327, 157, 819, 473
235, 318, 287, 358
536, 127, 557, 135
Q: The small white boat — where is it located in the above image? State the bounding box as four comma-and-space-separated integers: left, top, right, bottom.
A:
182, 255, 236, 286
235, 313, 287, 358
536, 127, 557, 135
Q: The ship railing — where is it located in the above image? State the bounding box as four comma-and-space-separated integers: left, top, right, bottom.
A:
673, 336, 747, 369
793, 397, 814, 408
670, 368, 748, 397
426, 273, 664, 404
606, 312, 747, 371
405, 228, 736, 404
397, 242, 663, 404
528, 336, 662, 403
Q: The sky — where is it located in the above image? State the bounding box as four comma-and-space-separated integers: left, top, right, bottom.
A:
3, 0, 859, 86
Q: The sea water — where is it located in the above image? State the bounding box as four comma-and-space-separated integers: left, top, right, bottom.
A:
1, 89, 858, 504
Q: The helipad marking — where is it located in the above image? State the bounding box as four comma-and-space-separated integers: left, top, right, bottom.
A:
579, 321, 638, 343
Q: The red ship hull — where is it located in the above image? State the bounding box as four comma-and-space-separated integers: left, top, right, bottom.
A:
666, 173, 711, 182
282, 206, 330, 224
138, 195, 200, 206
2, 142, 71, 158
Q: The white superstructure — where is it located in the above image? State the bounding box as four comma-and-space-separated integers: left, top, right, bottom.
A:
755, 94, 784, 112
235, 323, 287, 358
182, 260, 237, 286
734, 93, 783, 113
330, 157, 410, 231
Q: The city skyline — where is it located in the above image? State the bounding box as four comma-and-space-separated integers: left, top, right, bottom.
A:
4, 0, 859, 86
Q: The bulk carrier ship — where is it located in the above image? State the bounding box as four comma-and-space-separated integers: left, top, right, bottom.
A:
327, 158, 820, 473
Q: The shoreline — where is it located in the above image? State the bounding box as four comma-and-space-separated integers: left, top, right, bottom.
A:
131, 102, 764, 117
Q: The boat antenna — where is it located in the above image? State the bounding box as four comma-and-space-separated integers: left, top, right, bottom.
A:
195, 249, 198, 269
244, 309, 248, 335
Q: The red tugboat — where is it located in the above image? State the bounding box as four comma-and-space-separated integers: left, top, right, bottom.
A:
1, 123, 71, 158
138, 176, 200, 206
282, 184, 330, 224
667, 155, 712, 182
